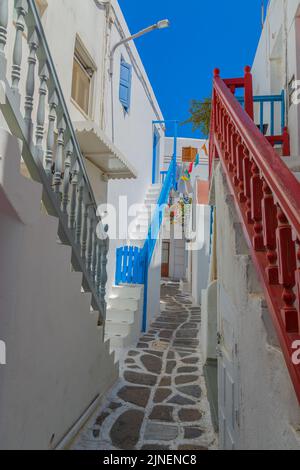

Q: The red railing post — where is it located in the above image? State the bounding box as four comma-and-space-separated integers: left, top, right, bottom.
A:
236, 140, 246, 200
244, 65, 254, 120
282, 126, 291, 156
296, 239, 300, 330
251, 161, 265, 251
243, 149, 253, 224
211, 68, 300, 402
276, 207, 298, 333
262, 180, 279, 284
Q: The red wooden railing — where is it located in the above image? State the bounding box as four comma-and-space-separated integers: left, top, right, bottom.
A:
210, 67, 300, 403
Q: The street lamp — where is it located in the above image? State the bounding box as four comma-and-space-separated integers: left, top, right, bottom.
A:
109, 19, 170, 76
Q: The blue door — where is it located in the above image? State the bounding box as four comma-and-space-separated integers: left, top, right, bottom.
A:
152, 128, 160, 184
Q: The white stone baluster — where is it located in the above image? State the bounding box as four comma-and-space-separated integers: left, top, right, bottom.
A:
62, 140, 73, 214
75, 177, 84, 246
81, 188, 89, 261
12, 0, 28, 101
91, 226, 98, 285
24, 29, 39, 140
0, 0, 8, 77
45, 91, 58, 176
86, 208, 95, 275
100, 227, 109, 317
35, 63, 49, 161
96, 239, 102, 298
54, 117, 66, 200
69, 160, 79, 230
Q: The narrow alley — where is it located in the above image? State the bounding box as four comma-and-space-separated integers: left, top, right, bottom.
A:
72, 282, 217, 451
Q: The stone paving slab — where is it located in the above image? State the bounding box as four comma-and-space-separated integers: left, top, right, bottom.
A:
72, 282, 217, 451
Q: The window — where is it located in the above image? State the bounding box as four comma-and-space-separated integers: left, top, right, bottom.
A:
71, 38, 96, 117
119, 58, 132, 112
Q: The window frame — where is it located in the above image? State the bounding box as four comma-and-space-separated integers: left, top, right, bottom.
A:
119, 57, 132, 113
71, 36, 97, 119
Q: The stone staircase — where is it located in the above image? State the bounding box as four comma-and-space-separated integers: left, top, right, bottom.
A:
0, 128, 119, 449
105, 184, 161, 352
128, 184, 162, 246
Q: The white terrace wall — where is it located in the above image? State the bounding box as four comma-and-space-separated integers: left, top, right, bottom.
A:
0, 129, 118, 450
214, 163, 300, 450
164, 137, 209, 286
13, 0, 166, 317
190, 204, 211, 306
252, 0, 300, 155
105, 0, 164, 298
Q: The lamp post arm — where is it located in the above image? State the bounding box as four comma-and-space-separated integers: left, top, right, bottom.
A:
109, 24, 158, 75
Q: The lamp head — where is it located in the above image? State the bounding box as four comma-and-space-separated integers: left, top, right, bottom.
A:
156, 19, 170, 29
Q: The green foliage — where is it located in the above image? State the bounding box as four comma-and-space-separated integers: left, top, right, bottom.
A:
183, 98, 212, 137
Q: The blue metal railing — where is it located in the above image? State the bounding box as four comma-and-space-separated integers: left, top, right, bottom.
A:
115, 120, 178, 332
115, 246, 145, 285
160, 171, 168, 184
236, 91, 285, 136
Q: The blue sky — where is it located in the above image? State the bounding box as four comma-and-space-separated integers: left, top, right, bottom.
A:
118, 0, 267, 138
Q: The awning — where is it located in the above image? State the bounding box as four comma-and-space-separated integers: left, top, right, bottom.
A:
74, 121, 137, 180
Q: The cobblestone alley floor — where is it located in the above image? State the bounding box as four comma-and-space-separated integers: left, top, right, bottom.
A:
72, 281, 217, 450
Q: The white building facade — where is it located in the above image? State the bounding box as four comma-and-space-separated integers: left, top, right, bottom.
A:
0, 0, 167, 449
206, 0, 300, 450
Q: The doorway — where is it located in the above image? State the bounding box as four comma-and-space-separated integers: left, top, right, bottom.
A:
161, 241, 170, 278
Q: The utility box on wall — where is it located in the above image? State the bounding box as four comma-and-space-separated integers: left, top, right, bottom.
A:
182, 147, 197, 162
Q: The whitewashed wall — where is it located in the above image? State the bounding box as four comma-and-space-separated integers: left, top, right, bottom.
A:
191, 205, 211, 306
0, 129, 118, 449
164, 137, 209, 285
35, 0, 165, 304
252, 0, 300, 155
214, 163, 300, 450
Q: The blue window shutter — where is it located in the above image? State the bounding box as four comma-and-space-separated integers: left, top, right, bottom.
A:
119, 59, 132, 111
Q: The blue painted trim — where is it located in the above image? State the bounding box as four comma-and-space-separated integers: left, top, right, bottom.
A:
160, 171, 167, 184
119, 58, 132, 112
209, 206, 214, 256
260, 101, 264, 133
142, 244, 149, 333
270, 101, 274, 136
152, 127, 160, 185
116, 119, 179, 333
281, 90, 285, 132
236, 91, 285, 136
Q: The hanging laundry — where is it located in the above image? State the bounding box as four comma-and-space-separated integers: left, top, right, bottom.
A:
188, 162, 194, 174
195, 153, 200, 167
177, 177, 186, 194
181, 169, 191, 181
185, 179, 193, 195
202, 143, 208, 156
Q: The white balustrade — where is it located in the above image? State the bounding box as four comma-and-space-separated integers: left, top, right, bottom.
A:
0, 0, 108, 322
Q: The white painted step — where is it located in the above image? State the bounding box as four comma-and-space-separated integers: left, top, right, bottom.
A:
149, 184, 161, 190
105, 333, 133, 351
139, 207, 151, 216
138, 212, 151, 221
111, 285, 142, 299
106, 307, 137, 323
145, 196, 158, 204
108, 297, 139, 311
105, 319, 134, 337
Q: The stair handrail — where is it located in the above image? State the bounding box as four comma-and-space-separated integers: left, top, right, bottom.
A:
213, 69, 300, 234
0, 0, 108, 322
211, 67, 300, 402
